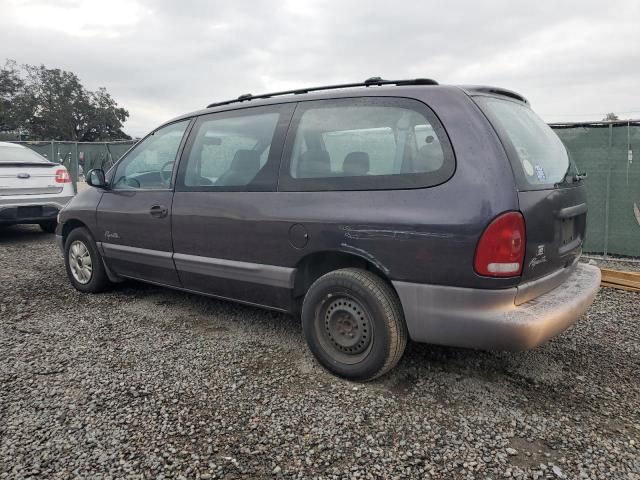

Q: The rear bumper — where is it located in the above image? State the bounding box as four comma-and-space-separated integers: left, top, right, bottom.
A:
0, 195, 73, 224
393, 263, 601, 351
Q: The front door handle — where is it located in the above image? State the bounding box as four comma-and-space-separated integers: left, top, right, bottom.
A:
149, 204, 168, 218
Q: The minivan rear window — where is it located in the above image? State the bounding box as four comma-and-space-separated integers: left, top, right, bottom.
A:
477, 97, 570, 188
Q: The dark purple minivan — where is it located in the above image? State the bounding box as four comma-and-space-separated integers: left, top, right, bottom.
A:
56, 78, 600, 380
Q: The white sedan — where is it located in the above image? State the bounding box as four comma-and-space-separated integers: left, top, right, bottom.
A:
0, 142, 74, 232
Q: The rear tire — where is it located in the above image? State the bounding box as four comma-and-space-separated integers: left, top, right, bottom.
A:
64, 227, 112, 293
302, 268, 407, 381
39, 220, 57, 233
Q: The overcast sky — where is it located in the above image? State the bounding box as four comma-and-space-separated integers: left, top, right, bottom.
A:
1, 0, 639, 137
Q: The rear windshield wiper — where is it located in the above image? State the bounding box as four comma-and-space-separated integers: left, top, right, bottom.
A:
555, 171, 587, 188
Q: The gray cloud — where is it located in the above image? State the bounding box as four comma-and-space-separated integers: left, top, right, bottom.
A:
1, 0, 638, 136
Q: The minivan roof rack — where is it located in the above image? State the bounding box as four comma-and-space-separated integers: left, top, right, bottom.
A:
205, 77, 439, 108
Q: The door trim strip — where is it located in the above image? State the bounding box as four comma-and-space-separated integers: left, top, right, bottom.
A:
100, 242, 174, 268
99, 243, 296, 289
173, 252, 295, 289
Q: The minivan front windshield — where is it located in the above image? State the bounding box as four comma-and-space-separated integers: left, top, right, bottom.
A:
477, 97, 571, 188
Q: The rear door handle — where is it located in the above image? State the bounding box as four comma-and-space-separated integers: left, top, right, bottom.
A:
149, 204, 168, 218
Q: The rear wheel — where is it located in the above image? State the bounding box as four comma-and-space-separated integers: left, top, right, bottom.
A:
64, 227, 112, 293
302, 268, 407, 381
39, 220, 57, 233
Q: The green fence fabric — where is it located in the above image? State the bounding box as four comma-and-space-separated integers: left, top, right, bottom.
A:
10, 126, 640, 257
12, 140, 136, 178
551, 122, 640, 257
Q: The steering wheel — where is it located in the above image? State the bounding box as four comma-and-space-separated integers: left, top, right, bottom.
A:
159, 161, 174, 185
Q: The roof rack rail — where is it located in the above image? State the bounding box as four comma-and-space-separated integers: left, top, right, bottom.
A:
205, 77, 439, 108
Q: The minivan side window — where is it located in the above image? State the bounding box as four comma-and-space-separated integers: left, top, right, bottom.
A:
279, 97, 454, 191
112, 120, 189, 190
176, 105, 292, 191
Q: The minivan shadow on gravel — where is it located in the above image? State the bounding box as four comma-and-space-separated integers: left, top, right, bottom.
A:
110, 278, 570, 399
378, 339, 570, 400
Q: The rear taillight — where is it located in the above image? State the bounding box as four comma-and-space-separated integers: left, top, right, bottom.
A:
474, 211, 526, 277
55, 168, 71, 183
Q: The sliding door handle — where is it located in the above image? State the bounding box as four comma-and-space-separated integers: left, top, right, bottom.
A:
149, 204, 168, 218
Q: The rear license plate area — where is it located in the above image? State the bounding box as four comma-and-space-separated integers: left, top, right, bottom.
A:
17, 206, 42, 218
561, 218, 576, 245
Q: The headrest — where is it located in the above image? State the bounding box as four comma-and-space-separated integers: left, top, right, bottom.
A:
298, 149, 331, 178
415, 143, 444, 172
231, 149, 259, 171
343, 151, 370, 176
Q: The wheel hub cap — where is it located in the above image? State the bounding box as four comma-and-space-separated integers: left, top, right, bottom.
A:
324, 298, 371, 354
69, 240, 93, 284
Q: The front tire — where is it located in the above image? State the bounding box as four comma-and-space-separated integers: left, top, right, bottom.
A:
39, 220, 57, 233
64, 227, 112, 293
302, 268, 407, 381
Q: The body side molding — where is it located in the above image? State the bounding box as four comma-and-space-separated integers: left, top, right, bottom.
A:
101, 242, 173, 268
173, 252, 296, 289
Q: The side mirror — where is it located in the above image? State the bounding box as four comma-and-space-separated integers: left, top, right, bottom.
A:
86, 169, 107, 189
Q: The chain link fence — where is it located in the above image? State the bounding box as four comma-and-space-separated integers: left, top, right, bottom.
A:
10, 140, 136, 193
551, 121, 639, 258
10, 123, 640, 258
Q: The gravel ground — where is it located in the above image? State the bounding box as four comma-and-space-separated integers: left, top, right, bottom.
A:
1, 225, 639, 480
581, 256, 640, 273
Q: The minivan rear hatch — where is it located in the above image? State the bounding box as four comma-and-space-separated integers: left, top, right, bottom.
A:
475, 95, 587, 283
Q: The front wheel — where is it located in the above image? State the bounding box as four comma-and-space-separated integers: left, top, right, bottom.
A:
302, 268, 407, 381
64, 227, 112, 293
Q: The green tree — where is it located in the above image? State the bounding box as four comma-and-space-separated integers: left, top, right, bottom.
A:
84, 87, 130, 141
0, 60, 24, 132
603, 112, 619, 121
0, 59, 130, 141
